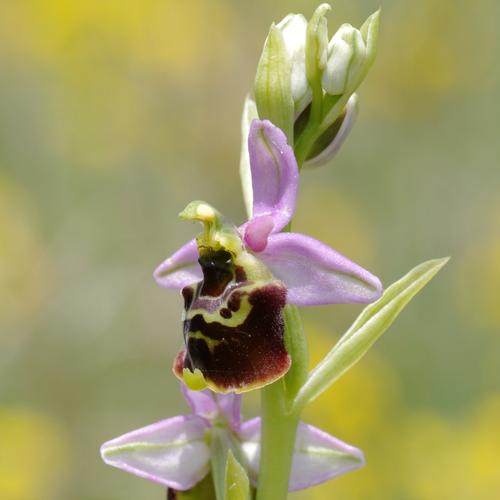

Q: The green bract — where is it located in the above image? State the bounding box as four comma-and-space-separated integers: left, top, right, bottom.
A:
254, 24, 294, 142
224, 451, 251, 500
293, 258, 449, 412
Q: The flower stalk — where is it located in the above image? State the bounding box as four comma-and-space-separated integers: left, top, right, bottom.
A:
257, 381, 300, 500
257, 307, 306, 499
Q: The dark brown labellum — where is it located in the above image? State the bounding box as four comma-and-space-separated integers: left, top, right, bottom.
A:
174, 249, 290, 393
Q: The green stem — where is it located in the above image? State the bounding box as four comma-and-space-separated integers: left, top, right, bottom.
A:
294, 80, 323, 167
256, 75, 322, 500
294, 121, 318, 167
256, 380, 300, 500
256, 307, 307, 500
318, 93, 347, 135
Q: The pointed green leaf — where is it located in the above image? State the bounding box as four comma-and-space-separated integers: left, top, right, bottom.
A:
254, 24, 294, 142
224, 450, 250, 500
293, 258, 449, 412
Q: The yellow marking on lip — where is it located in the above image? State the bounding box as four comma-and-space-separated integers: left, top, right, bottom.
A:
182, 368, 208, 391
186, 295, 252, 327
184, 282, 264, 326
188, 331, 226, 354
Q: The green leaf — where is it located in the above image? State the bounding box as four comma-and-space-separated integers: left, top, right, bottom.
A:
293, 257, 449, 412
254, 24, 294, 142
224, 450, 250, 500
239, 95, 258, 218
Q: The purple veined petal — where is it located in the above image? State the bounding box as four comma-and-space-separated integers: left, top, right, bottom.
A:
248, 120, 299, 233
258, 232, 383, 306
181, 384, 242, 431
241, 215, 275, 252
239, 418, 365, 491
154, 239, 202, 290
291, 422, 365, 490
100, 415, 211, 491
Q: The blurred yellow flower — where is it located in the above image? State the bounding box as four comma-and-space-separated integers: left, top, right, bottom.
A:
3, 0, 233, 73
463, 394, 500, 497
1, 0, 235, 171
400, 394, 500, 499
401, 412, 464, 500
0, 407, 69, 500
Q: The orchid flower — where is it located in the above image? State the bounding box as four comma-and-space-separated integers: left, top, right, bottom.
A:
100, 385, 365, 494
154, 119, 382, 394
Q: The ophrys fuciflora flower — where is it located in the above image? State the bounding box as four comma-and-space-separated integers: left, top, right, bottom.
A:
154, 120, 382, 393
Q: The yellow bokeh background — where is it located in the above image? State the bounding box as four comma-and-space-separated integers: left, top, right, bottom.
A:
0, 0, 499, 498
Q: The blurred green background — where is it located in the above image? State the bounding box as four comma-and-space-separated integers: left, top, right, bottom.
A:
1, 0, 499, 499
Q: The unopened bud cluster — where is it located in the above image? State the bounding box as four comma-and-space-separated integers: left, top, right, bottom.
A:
251, 3, 379, 167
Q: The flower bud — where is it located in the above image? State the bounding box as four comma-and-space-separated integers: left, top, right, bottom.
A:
276, 14, 310, 112
305, 4, 331, 85
322, 10, 379, 96
319, 10, 379, 131
322, 24, 362, 95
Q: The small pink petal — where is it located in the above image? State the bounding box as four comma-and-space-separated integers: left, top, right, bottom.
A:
242, 215, 275, 252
